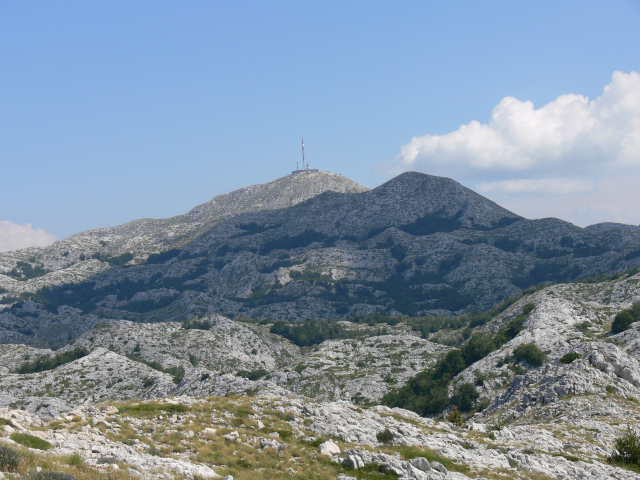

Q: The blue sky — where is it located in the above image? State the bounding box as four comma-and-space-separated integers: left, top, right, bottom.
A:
1, 1, 639, 251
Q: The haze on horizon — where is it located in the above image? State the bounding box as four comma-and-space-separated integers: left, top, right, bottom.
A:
1, 1, 639, 253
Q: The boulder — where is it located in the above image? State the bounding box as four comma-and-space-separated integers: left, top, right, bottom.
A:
318, 440, 341, 456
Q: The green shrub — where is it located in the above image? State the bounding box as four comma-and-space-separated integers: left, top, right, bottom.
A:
25, 472, 77, 480
376, 428, 395, 444
270, 319, 351, 346
237, 369, 268, 381
65, 452, 83, 466
611, 303, 640, 334
450, 383, 480, 412
560, 352, 580, 364
0, 444, 20, 472
118, 402, 189, 415
142, 377, 155, 388
17, 347, 89, 374
608, 428, 640, 467
91, 251, 133, 267
10, 432, 53, 450
522, 302, 535, 316
513, 343, 547, 367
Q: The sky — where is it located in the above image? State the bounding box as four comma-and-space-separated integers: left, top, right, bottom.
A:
1, 1, 639, 252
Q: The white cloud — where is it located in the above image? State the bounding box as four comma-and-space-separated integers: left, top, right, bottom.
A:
377, 71, 640, 226
477, 178, 594, 195
380, 71, 640, 178
0, 221, 57, 253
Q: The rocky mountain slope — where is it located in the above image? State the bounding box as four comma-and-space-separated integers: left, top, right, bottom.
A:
1, 269, 640, 479
2, 171, 640, 349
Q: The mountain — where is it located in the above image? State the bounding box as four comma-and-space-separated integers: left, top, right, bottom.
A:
2, 170, 640, 479
2, 171, 640, 347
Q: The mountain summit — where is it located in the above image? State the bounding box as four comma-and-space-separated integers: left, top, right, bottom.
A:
1, 171, 640, 346
188, 171, 369, 219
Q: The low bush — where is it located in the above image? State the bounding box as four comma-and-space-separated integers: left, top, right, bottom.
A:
24, 472, 77, 480
560, 352, 580, 364
0, 444, 20, 472
513, 343, 547, 367
376, 428, 395, 444
611, 303, 640, 334
237, 369, 269, 381
608, 428, 640, 468
65, 452, 83, 466
118, 402, 189, 415
270, 319, 350, 346
10, 432, 53, 450
447, 405, 463, 426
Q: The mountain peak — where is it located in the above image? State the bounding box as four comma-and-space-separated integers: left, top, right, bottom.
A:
369, 171, 522, 230
188, 171, 369, 218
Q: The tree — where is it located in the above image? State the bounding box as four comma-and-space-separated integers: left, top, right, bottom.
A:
450, 383, 479, 412
513, 343, 546, 367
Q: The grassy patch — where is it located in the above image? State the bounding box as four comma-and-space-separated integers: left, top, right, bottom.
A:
116, 402, 189, 416
10, 433, 53, 450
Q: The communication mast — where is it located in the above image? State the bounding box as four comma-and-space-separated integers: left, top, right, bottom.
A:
291, 137, 319, 175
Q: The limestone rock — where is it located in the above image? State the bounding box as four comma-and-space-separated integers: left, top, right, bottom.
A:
318, 440, 341, 456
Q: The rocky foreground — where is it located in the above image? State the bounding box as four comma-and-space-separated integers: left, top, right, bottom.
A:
2, 391, 640, 480
1, 252, 640, 479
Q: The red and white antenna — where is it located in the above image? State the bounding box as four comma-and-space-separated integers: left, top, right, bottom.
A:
301, 137, 306, 168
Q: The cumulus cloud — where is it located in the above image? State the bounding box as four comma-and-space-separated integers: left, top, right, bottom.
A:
380, 71, 640, 182
377, 71, 640, 226
0, 221, 57, 253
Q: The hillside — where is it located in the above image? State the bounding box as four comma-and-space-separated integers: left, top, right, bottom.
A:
2, 171, 640, 347
1, 270, 640, 479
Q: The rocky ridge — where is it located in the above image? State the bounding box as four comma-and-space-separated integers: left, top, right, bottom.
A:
2, 172, 640, 348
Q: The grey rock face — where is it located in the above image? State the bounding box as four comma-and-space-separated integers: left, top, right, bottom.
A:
318, 440, 341, 456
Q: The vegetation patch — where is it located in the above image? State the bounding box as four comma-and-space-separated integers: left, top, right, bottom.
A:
91, 252, 134, 267
382, 313, 526, 416
24, 472, 77, 480
125, 354, 185, 384
270, 319, 351, 346
611, 302, 640, 334
608, 428, 640, 471
0, 444, 21, 472
513, 343, 547, 367
237, 369, 269, 381
182, 317, 213, 330
6, 260, 49, 281
560, 352, 581, 364
145, 248, 181, 264
10, 433, 53, 450
376, 428, 395, 444
117, 401, 189, 416
16, 347, 89, 374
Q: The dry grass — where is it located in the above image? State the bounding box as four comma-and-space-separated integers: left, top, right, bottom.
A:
0, 441, 141, 480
